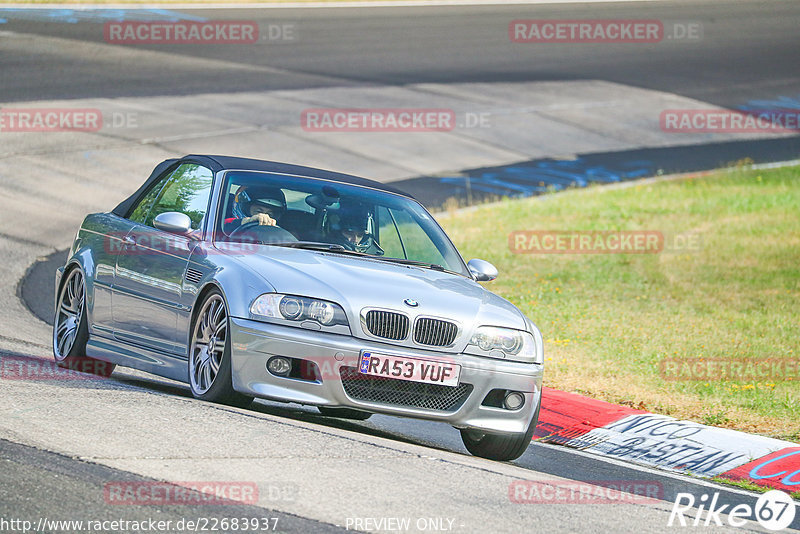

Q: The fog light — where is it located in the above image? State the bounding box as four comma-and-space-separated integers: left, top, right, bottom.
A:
267, 357, 292, 376
504, 391, 525, 410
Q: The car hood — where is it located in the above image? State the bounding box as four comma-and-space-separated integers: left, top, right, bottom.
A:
225, 246, 527, 350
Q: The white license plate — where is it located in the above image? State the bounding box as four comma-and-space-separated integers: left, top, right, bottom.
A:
358, 351, 461, 387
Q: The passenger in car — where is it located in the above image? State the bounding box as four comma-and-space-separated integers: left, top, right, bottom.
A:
332, 208, 384, 255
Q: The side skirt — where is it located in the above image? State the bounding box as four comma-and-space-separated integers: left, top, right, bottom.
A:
86, 335, 188, 383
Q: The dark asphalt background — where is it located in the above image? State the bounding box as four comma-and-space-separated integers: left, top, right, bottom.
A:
0, 437, 345, 533
1, 1, 799, 107
3, 1, 798, 204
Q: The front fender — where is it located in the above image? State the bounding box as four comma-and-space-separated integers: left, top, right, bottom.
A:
54, 266, 65, 317
62, 246, 98, 326
186, 245, 277, 323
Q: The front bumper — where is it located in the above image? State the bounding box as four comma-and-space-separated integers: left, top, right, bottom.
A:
229, 317, 543, 435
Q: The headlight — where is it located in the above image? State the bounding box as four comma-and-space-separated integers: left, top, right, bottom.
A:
466, 326, 542, 364
250, 294, 348, 327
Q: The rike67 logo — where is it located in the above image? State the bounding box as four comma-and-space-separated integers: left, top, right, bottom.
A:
669, 490, 796, 531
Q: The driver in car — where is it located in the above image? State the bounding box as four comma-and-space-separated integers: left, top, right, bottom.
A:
224, 186, 287, 234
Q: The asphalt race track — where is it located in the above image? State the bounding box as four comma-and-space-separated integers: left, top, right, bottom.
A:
1, 1, 799, 107
1, 1, 800, 532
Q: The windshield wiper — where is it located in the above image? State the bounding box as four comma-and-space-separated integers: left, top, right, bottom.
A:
371, 256, 447, 272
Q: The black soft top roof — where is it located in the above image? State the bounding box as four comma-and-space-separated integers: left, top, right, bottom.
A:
112, 155, 412, 217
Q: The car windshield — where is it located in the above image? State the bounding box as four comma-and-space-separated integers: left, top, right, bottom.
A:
215, 171, 469, 276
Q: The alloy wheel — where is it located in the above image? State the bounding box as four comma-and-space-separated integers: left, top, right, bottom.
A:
189, 294, 227, 394
54, 269, 85, 360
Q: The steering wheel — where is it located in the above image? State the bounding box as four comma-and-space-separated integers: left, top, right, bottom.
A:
228, 221, 298, 244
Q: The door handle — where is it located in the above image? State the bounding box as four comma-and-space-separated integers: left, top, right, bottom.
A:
122, 236, 136, 245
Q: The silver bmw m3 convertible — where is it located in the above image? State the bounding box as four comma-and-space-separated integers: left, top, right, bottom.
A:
53, 155, 543, 461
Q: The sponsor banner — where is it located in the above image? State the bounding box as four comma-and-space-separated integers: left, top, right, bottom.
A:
563, 414, 795, 477
720, 448, 800, 493
533, 387, 644, 445
509, 480, 663, 504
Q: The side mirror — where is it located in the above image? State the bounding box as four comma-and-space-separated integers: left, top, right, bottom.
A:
153, 212, 192, 235
467, 259, 498, 282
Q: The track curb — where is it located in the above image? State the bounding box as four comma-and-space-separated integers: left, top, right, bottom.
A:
536, 386, 800, 494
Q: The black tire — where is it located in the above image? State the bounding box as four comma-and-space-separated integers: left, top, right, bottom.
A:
188, 289, 253, 408
53, 267, 116, 378
460, 400, 540, 461
317, 406, 372, 420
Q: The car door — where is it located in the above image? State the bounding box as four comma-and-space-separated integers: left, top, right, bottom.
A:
80, 213, 140, 338
112, 163, 214, 355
